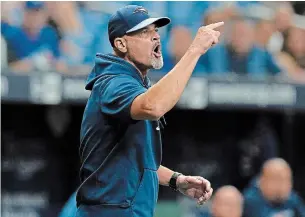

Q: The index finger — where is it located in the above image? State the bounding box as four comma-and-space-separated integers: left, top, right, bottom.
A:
197, 177, 211, 192
203, 180, 211, 192
205, 21, 224, 30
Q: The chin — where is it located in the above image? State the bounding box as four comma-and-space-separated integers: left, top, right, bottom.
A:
152, 65, 163, 70
271, 196, 287, 204
151, 58, 164, 70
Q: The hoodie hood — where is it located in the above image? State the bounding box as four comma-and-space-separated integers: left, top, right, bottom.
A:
85, 53, 150, 90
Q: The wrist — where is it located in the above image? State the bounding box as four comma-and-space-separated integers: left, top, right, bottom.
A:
169, 172, 183, 191
185, 46, 202, 59
176, 174, 185, 187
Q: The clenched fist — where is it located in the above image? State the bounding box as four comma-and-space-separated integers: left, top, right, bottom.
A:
189, 22, 224, 55
177, 175, 213, 205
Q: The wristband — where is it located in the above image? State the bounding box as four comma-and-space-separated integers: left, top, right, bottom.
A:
169, 172, 182, 191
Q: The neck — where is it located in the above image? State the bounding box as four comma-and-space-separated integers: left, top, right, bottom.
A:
23, 26, 39, 38
228, 45, 251, 57
125, 58, 148, 79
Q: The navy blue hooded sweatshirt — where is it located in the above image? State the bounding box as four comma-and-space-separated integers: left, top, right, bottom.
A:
76, 53, 163, 217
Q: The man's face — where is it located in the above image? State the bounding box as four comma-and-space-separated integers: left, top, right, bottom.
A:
213, 199, 243, 217
23, 8, 47, 32
212, 189, 243, 217
260, 168, 292, 203
229, 20, 255, 54
124, 24, 163, 70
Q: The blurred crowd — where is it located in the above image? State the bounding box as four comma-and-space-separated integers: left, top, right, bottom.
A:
1, 1, 305, 82
211, 158, 305, 217
179, 158, 305, 217
171, 114, 305, 217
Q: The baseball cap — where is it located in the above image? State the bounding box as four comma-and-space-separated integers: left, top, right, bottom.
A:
108, 5, 171, 47
25, 1, 45, 10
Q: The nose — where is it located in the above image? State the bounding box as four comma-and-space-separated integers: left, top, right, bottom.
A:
152, 31, 160, 42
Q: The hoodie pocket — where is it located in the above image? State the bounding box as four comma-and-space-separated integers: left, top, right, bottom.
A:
76, 203, 133, 217
131, 168, 159, 217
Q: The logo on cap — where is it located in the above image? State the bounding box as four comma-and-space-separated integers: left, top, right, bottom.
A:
133, 7, 148, 14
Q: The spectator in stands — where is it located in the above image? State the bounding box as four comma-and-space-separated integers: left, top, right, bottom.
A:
203, 3, 238, 35
162, 26, 206, 74
267, 3, 294, 55
244, 5, 280, 54
163, 26, 193, 71
1, 1, 60, 73
255, 20, 277, 51
204, 6, 239, 64
45, 1, 98, 74
200, 17, 282, 77
274, 3, 294, 53
274, 3, 294, 34
243, 158, 305, 217
167, 1, 210, 34
277, 23, 305, 82
208, 185, 243, 217
284, 25, 305, 68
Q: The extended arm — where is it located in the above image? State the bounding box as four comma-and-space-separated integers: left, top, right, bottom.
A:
130, 22, 223, 121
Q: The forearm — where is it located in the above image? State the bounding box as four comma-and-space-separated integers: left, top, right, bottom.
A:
9, 59, 34, 73
46, 2, 82, 35
157, 165, 176, 186
143, 50, 201, 117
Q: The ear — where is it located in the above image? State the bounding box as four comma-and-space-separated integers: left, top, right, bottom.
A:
114, 37, 127, 53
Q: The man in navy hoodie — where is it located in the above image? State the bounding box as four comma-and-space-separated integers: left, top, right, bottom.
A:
76, 5, 223, 217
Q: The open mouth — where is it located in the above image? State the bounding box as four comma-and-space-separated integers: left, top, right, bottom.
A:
153, 44, 161, 58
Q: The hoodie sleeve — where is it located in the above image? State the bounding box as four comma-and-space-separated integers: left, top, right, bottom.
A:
96, 75, 147, 123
